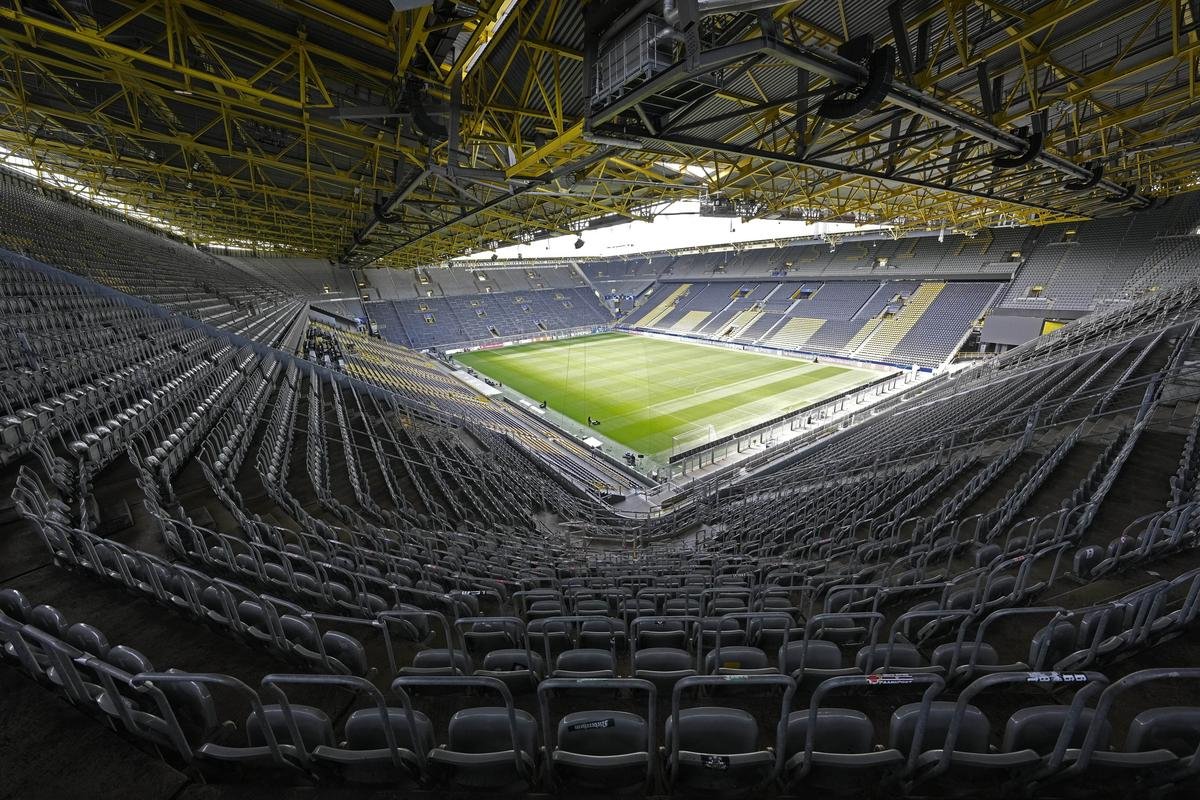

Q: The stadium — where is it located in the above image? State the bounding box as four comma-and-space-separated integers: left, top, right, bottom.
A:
4, 0, 1200, 797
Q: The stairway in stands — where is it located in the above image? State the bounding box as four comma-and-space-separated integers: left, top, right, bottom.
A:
852, 281, 945, 362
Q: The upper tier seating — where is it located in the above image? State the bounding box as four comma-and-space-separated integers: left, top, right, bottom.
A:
0, 183, 306, 345
623, 278, 1000, 368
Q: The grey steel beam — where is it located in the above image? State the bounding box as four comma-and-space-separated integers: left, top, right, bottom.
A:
588, 33, 1151, 207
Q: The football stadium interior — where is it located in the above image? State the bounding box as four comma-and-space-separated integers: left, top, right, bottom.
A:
6, 1, 1200, 798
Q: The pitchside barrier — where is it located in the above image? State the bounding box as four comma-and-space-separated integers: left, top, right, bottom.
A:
666, 368, 909, 478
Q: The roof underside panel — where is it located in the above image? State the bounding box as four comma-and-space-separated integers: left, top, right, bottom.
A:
0, 0, 1194, 269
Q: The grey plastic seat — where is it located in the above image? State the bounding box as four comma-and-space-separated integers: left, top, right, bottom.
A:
633, 647, 696, 692
579, 618, 627, 650
930, 642, 1002, 677
785, 707, 874, 759
427, 706, 539, 792
1003, 706, 1110, 756
551, 710, 650, 790
636, 620, 690, 649
855, 643, 941, 674
399, 649, 472, 677
1126, 707, 1200, 755
665, 706, 774, 793
525, 599, 563, 620
700, 617, 746, 649
196, 710, 311, 776
751, 615, 801, 652
784, 708, 881, 792
462, 621, 519, 658
312, 707, 435, 785
1073, 545, 1104, 579
105, 645, 154, 674
91, 662, 225, 762
808, 616, 866, 645
553, 648, 615, 678
152, 668, 224, 747
0, 590, 34, 664
574, 599, 609, 616
663, 598, 701, 617
704, 645, 774, 675
29, 604, 68, 637
0, 588, 31, 623
242, 704, 333, 765
477, 649, 544, 694
974, 544, 1002, 568
893, 700, 989, 757
788, 671, 948, 795
780, 640, 857, 691
278, 615, 368, 676
65, 622, 110, 658
527, 619, 570, 654
1078, 707, 1200, 788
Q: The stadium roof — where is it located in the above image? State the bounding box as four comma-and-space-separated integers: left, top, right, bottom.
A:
0, 0, 1196, 269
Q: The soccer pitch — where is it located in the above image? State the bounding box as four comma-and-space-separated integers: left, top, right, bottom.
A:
455, 332, 881, 457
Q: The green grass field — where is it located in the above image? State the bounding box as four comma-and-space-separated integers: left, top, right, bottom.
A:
456, 333, 880, 457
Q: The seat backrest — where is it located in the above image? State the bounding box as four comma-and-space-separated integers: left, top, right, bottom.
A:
664, 599, 700, 615
1003, 706, 1110, 754
1125, 707, 1200, 755
29, 604, 68, 637
481, 649, 544, 673
247, 705, 334, 750
711, 598, 747, 614
65, 622, 110, 658
0, 589, 31, 623
701, 618, 742, 634
985, 576, 1016, 601
527, 619, 568, 637
343, 707, 435, 753
890, 701, 988, 754
105, 645, 154, 674
779, 640, 842, 672
785, 708, 874, 757
161, 668, 220, 745
930, 642, 999, 672
1028, 621, 1078, 667
856, 643, 923, 671
580, 618, 626, 647
634, 647, 693, 672
463, 622, 519, 657
555, 649, 613, 673
574, 599, 609, 614
322, 631, 368, 676
668, 707, 759, 754
409, 648, 472, 673
446, 707, 537, 756
704, 646, 769, 672
974, 544, 1002, 568
557, 710, 647, 756
1073, 545, 1104, 578
236, 600, 270, 631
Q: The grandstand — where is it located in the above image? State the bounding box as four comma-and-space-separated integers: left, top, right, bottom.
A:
4, 2, 1200, 799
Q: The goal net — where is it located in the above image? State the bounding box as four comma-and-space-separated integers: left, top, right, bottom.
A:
671, 423, 717, 458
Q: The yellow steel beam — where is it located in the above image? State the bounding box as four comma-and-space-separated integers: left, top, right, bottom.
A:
0, 7, 322, 109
